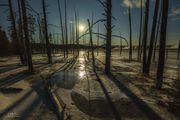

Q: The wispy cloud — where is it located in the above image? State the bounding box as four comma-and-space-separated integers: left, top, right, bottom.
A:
122, 0, 145, 8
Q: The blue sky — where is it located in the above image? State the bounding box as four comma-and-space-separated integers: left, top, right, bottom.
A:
0, 0, 180, 46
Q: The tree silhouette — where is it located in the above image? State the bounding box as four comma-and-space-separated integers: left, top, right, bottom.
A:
64, 0, 68, 57
97, 0, 112, 75
0, 27, 10, 55
156, 0, 169, 89
145, 0, 160, 75
8, 0, 24, 63
57, 0, 65, 58
142, 0, 150, 74
42, 0, 52, 64
18, 0, 26, 64
128, 6, 132, 61
177, 38, 180, 60
21, 0, 33, 72
137, 0, 143, 61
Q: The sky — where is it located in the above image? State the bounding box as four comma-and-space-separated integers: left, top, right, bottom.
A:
0, 0, 180, 46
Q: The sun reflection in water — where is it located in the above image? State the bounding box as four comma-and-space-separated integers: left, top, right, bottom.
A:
79, 71, 85, 79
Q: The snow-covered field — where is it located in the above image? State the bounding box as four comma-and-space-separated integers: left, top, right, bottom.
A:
0, 50, 179, 120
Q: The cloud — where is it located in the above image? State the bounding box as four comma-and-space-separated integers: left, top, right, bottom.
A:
122, 0, 145, 8
169, 8, 180, 17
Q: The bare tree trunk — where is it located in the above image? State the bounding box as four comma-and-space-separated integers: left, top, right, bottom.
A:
72, 19, 75, 55
64, 0, 68, 57
77, 11, 80, 55
75, 10, 79, 56
166, 48, 168, 61
18, 0, 27, 64
137, 0, 143, 61
128, 6, 132, 61
105, 0, 112, 75
142, 0, 150, 74
153, 8, 162, 62
97, 23, 100, 56
120, 32, 122, 56
70, 22, 72, 53
145, 0, 160, 75
177, 38, 180, 60
57, 0, 65, 58
156, 0, 169, 89
21, 0, 33, 72
88, 19, 96, 72
37, 14, 43, 55
8, 0, 24, 64
42, 0, 52, 64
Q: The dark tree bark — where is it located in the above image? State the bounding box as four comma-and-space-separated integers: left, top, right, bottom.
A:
97, 23, 100, 56
142, 0, 150, 74
42, 0, 52, 64
18, 0, 27, 64
153, 7, 162, 62
120, 32, 122, 56
128, 6, 132, 61
74, 10, 79, 56
8, 0, 24, 64
145, 0, 160, 75
21, 0, 33, 72
177, 38, 180, 60
72, 19, 75, 55
137, 0, 143, 61
36, 14, 43, 55
105, 0, 112, 75
88, 19, 96, 72
156, 0, 169, 89
57, 0, 65, 58
64, 0, 68, 57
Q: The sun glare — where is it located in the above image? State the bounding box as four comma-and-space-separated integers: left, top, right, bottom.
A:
79, 25, 85, 32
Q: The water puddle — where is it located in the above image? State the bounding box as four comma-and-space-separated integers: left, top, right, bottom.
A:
51, 71, 79, 89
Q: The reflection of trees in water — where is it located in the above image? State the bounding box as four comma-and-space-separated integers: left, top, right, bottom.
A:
52, 71, 78, 89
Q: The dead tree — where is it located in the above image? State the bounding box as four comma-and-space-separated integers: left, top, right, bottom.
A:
8, 0, 24, 64
64, 0, 68, 57
145, 0, 160, 75
120, 32, 122, 56
57, 0, 65, 58
142, 0, 150, 74
97, 23, 100, 56
153, 6, 162, 62
72, 19, 75, 55
156, 0, 169, 89
88, 19, 96, 72
42, 0, 52, 63
74, 10, 79, 56
177, 38, 180, 60
128, 6, 132, 61
98, 0, 112, 75
18, 0, 27, 64
137, 0, 143, 61
21, 0, 33, 72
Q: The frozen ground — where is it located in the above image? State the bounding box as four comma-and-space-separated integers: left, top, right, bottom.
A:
0, 50, 179, 120
0, 54, 74, 120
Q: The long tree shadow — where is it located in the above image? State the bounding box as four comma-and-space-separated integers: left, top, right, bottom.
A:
0, 72, 30, 88
109, 74, 164, 120
0, 89, 34, 118
0, 64, 24, 74
0, 85, 58, 120
0, 63, 49, 88
18, 86, 57, 120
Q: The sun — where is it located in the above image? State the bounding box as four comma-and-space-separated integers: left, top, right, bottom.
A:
79, 25, 85, 32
